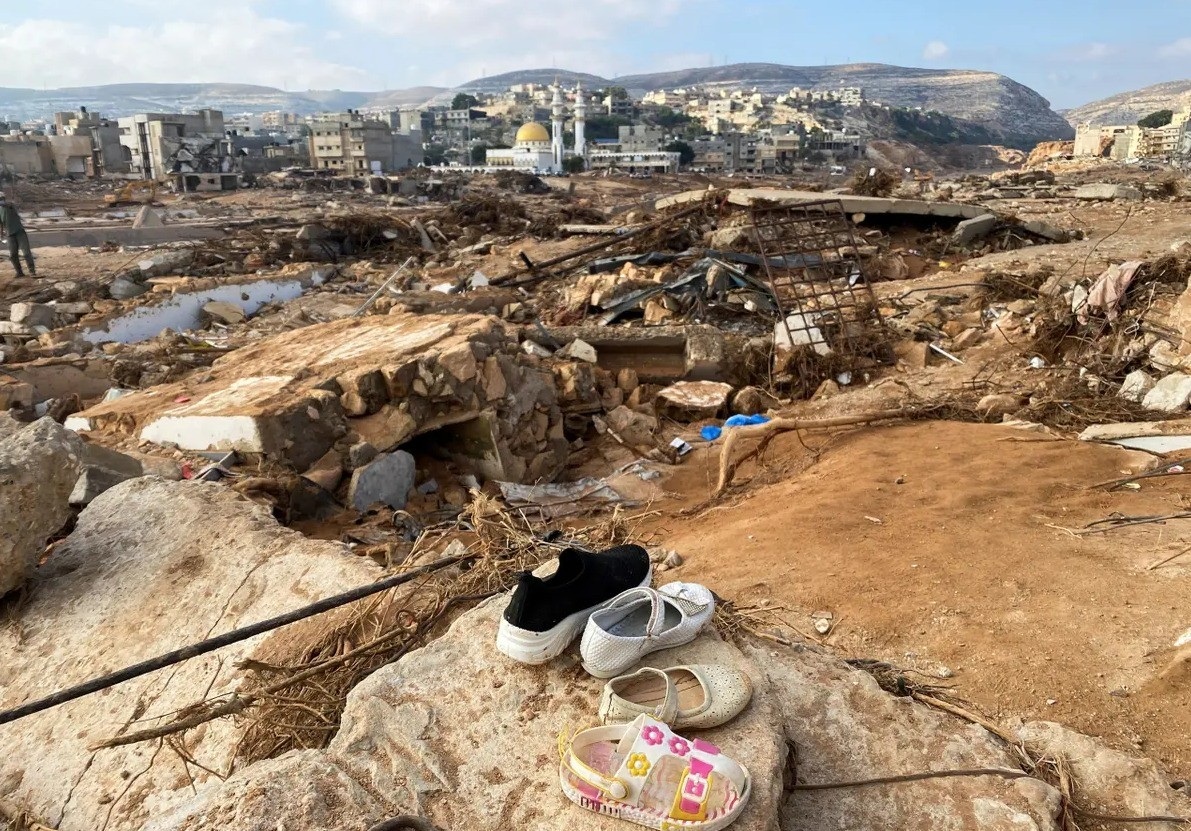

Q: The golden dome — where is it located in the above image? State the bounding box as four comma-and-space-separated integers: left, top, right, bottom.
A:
515, 122, 550, 143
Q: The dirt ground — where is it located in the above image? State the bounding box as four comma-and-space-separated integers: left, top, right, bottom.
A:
650, 420, 1191, 775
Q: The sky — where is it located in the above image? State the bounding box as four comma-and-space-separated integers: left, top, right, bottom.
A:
1, 0, 1190, 109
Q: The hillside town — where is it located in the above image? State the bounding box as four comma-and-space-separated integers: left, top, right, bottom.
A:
3, 27, 1191, 831
0, 82, 883, 183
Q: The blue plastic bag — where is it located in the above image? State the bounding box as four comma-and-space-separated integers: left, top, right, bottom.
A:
700, 414, 770, 442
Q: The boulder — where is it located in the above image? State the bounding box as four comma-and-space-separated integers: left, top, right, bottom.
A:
139, 593, 1095, 831
748, 641, 1063, 830
141, 597, 787, 831
604, 404, 659, 449
1075, 183, 1143, 202
138, 249, 195, 276
953, 213, 998, 246
1118, 370, 1156, 403
109, 275, 149, 300
978, 393, 1025, 418
0, 478, 381, 831
10, 302, 54, 327
1015, 721, 1191, 824
656, 380, 734, 421
347, 449, 416, 511
559, 339, 598, 363
732, 386, 781, 415
68, 465, 137, 506
1142, 373, 1191, 412
0, 417, 87, 595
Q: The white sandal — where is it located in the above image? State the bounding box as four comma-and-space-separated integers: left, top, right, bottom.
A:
560, 713, 751, 831
598, 665, 753, 730
580, 582, 715, 679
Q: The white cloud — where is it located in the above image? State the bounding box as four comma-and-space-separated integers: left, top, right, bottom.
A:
330, 0, 694, 81
0, 12, 372, 89
1159, 37, 1191, 58
1060, 42, 1120, 62
922, 40, 950, 61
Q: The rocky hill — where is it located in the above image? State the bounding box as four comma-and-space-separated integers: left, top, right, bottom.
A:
456, 62, 1073, 148
1062, 79, 1191, 127
0, 83, 446, 121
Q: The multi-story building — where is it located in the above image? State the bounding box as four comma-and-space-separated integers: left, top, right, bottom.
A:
51, 107, 124, 175
839, 87, 865, 107
308, 111, 423, 174
117, 109, 230, 180
1075, 110, 1191, 161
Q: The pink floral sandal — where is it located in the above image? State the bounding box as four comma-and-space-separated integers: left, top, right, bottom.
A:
559, 714, 751, 830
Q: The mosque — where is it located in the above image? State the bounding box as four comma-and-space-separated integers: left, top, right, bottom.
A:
485, 84, 587, 173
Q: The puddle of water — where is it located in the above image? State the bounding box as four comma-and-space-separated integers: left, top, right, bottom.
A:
80, 270, 329, 345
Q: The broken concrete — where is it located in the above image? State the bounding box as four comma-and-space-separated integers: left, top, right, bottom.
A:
542, 324, 737, 383
1118, 370, 1156, 403
953, 213, 998, 245
1141, 373, 1191, 412
1075, 183, 1143, 202
1080, 420, 1191, 453
10, 302, 54, 328
68, 313, 569, 482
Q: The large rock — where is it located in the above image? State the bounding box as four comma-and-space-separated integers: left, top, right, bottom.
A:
656, 380, 734, 421
1075, 183, 1143, 202
140, 591, 1147, 831
953, 213, 998, 246
1118, 370, 1156, 403
0, 478, 381, 831
1015, 721, 1191, 822
347, 449, 416, 510
1142, 373, 1191, 412
142, 597, 787, 831
752, 641, 1064, 830
0, 418, 87, 595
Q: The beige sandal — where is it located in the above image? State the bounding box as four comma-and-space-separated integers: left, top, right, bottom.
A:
599, 665, 753, 730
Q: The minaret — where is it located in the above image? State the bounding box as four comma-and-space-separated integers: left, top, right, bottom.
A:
551, 84, 565, 171
574, 82, 587, 162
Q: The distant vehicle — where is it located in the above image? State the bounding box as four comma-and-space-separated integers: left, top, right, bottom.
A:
829, 165, 847, 176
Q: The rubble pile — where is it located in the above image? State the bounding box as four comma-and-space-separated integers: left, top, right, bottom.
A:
4, 168, 1191, 831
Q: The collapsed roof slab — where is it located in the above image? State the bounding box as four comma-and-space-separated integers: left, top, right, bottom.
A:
67, 312, 569, 480
655, 188, 989, 222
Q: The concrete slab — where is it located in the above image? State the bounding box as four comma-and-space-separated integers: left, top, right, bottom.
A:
27, 223, 225, 248
1080, 420, 1191, 453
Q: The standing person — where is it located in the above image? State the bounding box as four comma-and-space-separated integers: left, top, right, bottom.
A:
0, 194, 35, 277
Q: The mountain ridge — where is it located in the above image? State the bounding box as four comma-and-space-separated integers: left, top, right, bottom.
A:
1062, 79, 1191, 127
0, 63, 1075, 148
454, 62, 1072, 147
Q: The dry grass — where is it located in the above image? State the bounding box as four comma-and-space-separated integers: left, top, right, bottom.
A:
233, 494, 650, 764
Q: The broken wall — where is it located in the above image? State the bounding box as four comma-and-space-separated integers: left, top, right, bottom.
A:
68, 312, 569, 483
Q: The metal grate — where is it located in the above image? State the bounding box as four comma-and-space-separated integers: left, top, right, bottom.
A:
746, 199, 889, 379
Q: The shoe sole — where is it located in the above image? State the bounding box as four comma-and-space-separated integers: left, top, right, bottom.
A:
496, 566, 653, 665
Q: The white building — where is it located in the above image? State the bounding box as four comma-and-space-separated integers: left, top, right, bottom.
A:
485, 122, 558, 172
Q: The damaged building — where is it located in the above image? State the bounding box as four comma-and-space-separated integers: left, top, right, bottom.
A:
117, 108, 235, 188
308, 111, 424, 175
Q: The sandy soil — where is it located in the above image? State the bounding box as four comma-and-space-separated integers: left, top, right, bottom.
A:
650, 420, 1191, 774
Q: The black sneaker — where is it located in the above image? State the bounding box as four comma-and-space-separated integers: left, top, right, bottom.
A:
496, 544, 652, 664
